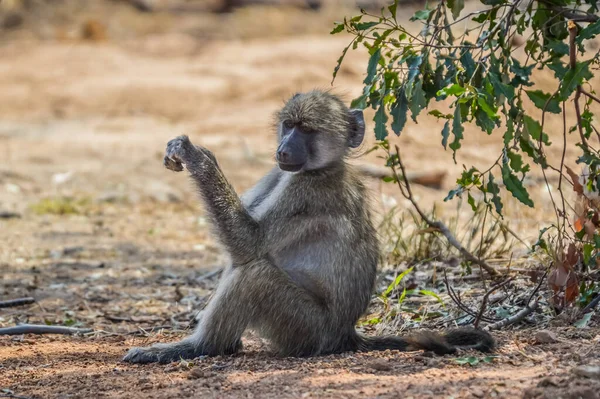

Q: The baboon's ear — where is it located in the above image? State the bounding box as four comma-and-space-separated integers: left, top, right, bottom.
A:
348, 109, 365, 148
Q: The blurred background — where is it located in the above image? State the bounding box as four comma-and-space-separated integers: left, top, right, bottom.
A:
0, 0, 576, 333
3, 4, 600, 396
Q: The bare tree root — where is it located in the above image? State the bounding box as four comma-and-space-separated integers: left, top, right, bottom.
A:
0, 324, 93, 336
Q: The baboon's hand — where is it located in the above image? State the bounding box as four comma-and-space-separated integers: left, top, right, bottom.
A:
164, 135, 195, 172
164, 135, 215, 172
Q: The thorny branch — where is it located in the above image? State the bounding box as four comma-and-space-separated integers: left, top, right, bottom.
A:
390, 145, 500, 276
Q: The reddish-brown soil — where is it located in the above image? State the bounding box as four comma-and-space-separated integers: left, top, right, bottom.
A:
2, 331, 600, 399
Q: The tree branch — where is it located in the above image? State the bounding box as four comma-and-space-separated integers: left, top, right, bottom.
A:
569, 19, 589, 150
580, 88, 600, 105
390, 145, 500, 276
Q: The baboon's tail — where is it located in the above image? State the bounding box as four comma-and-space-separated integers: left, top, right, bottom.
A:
354, 327, 494, 355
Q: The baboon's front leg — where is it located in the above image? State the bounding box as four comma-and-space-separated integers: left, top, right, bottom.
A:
163, 135, 263, 264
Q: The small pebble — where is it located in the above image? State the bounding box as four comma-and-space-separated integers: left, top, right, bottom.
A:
535, 330, 559, 344
368, 360, 391, 371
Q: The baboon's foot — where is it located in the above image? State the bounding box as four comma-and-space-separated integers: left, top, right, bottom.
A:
123, 341, 199, 364
123, 339, 243, 364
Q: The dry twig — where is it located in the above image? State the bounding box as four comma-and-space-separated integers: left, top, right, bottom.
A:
484, 300, 539, 331
443, 271, 499, 323
0, 324, 93, 335
474, 277, 515, 328
0, 297, 35, 309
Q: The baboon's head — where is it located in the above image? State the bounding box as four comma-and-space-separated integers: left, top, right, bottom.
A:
276, 90, 365, 172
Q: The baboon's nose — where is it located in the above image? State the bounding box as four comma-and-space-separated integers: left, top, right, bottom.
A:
277, 150, 290, 163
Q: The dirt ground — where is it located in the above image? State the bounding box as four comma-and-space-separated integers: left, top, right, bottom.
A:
2, 1, 600, 398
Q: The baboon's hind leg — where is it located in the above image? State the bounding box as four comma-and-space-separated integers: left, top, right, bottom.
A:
124, 259, 329, 363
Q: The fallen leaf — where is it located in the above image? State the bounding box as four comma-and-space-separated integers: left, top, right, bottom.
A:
566, 165, 584, 195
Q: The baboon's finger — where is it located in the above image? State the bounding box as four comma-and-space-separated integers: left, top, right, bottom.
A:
164, 156, 184, 172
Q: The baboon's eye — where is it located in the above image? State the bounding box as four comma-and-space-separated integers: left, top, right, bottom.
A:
283, 120, 295, 129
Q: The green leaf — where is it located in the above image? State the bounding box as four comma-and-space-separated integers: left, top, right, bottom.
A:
351, 92, 369, 110
510, 58, 534, 87
447, 0, 464, 20
523, 115, 550, 145
460, 50, 476, 79
501, 163, 534, 207
472, 11, 489, 23
489, 73, 515, 101
418, 289, 445, 307
353, 21, 379, 31
364, 48, 382, 85
455, 356, 480, 366
507, 151, 529, 174
410, 9, 432, 21
519, 137, 547, 167
444, 186, 464, 201
449, 105, 464, 159
382, 267, 414, 297
374, 103, 389, 141
487, 173, 503, 216
405, 55, 423, 90
429, 110, 452, 119
438, 83, 465, 97
533, 226, 551, 252
467, 192, 477, 211
332, 44, 350, 83
475, 108, 497, 134
398, 287, 407, 305
441, 120, 450, 149
584, 243, 594, 265
391, 88, 408, 136
578, 20, 600, 43
548, 60, 568, 78
525, 90, 561, 114
560, 61, 593, 99
388, 0, 398, 18
330, 23, 345, 35
574, 312, 594, 328
477, 96, 498, 119
545, 40, 569, 56
410, 80, 427, 122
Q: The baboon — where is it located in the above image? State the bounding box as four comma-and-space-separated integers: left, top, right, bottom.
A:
123, 90, 494, 364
